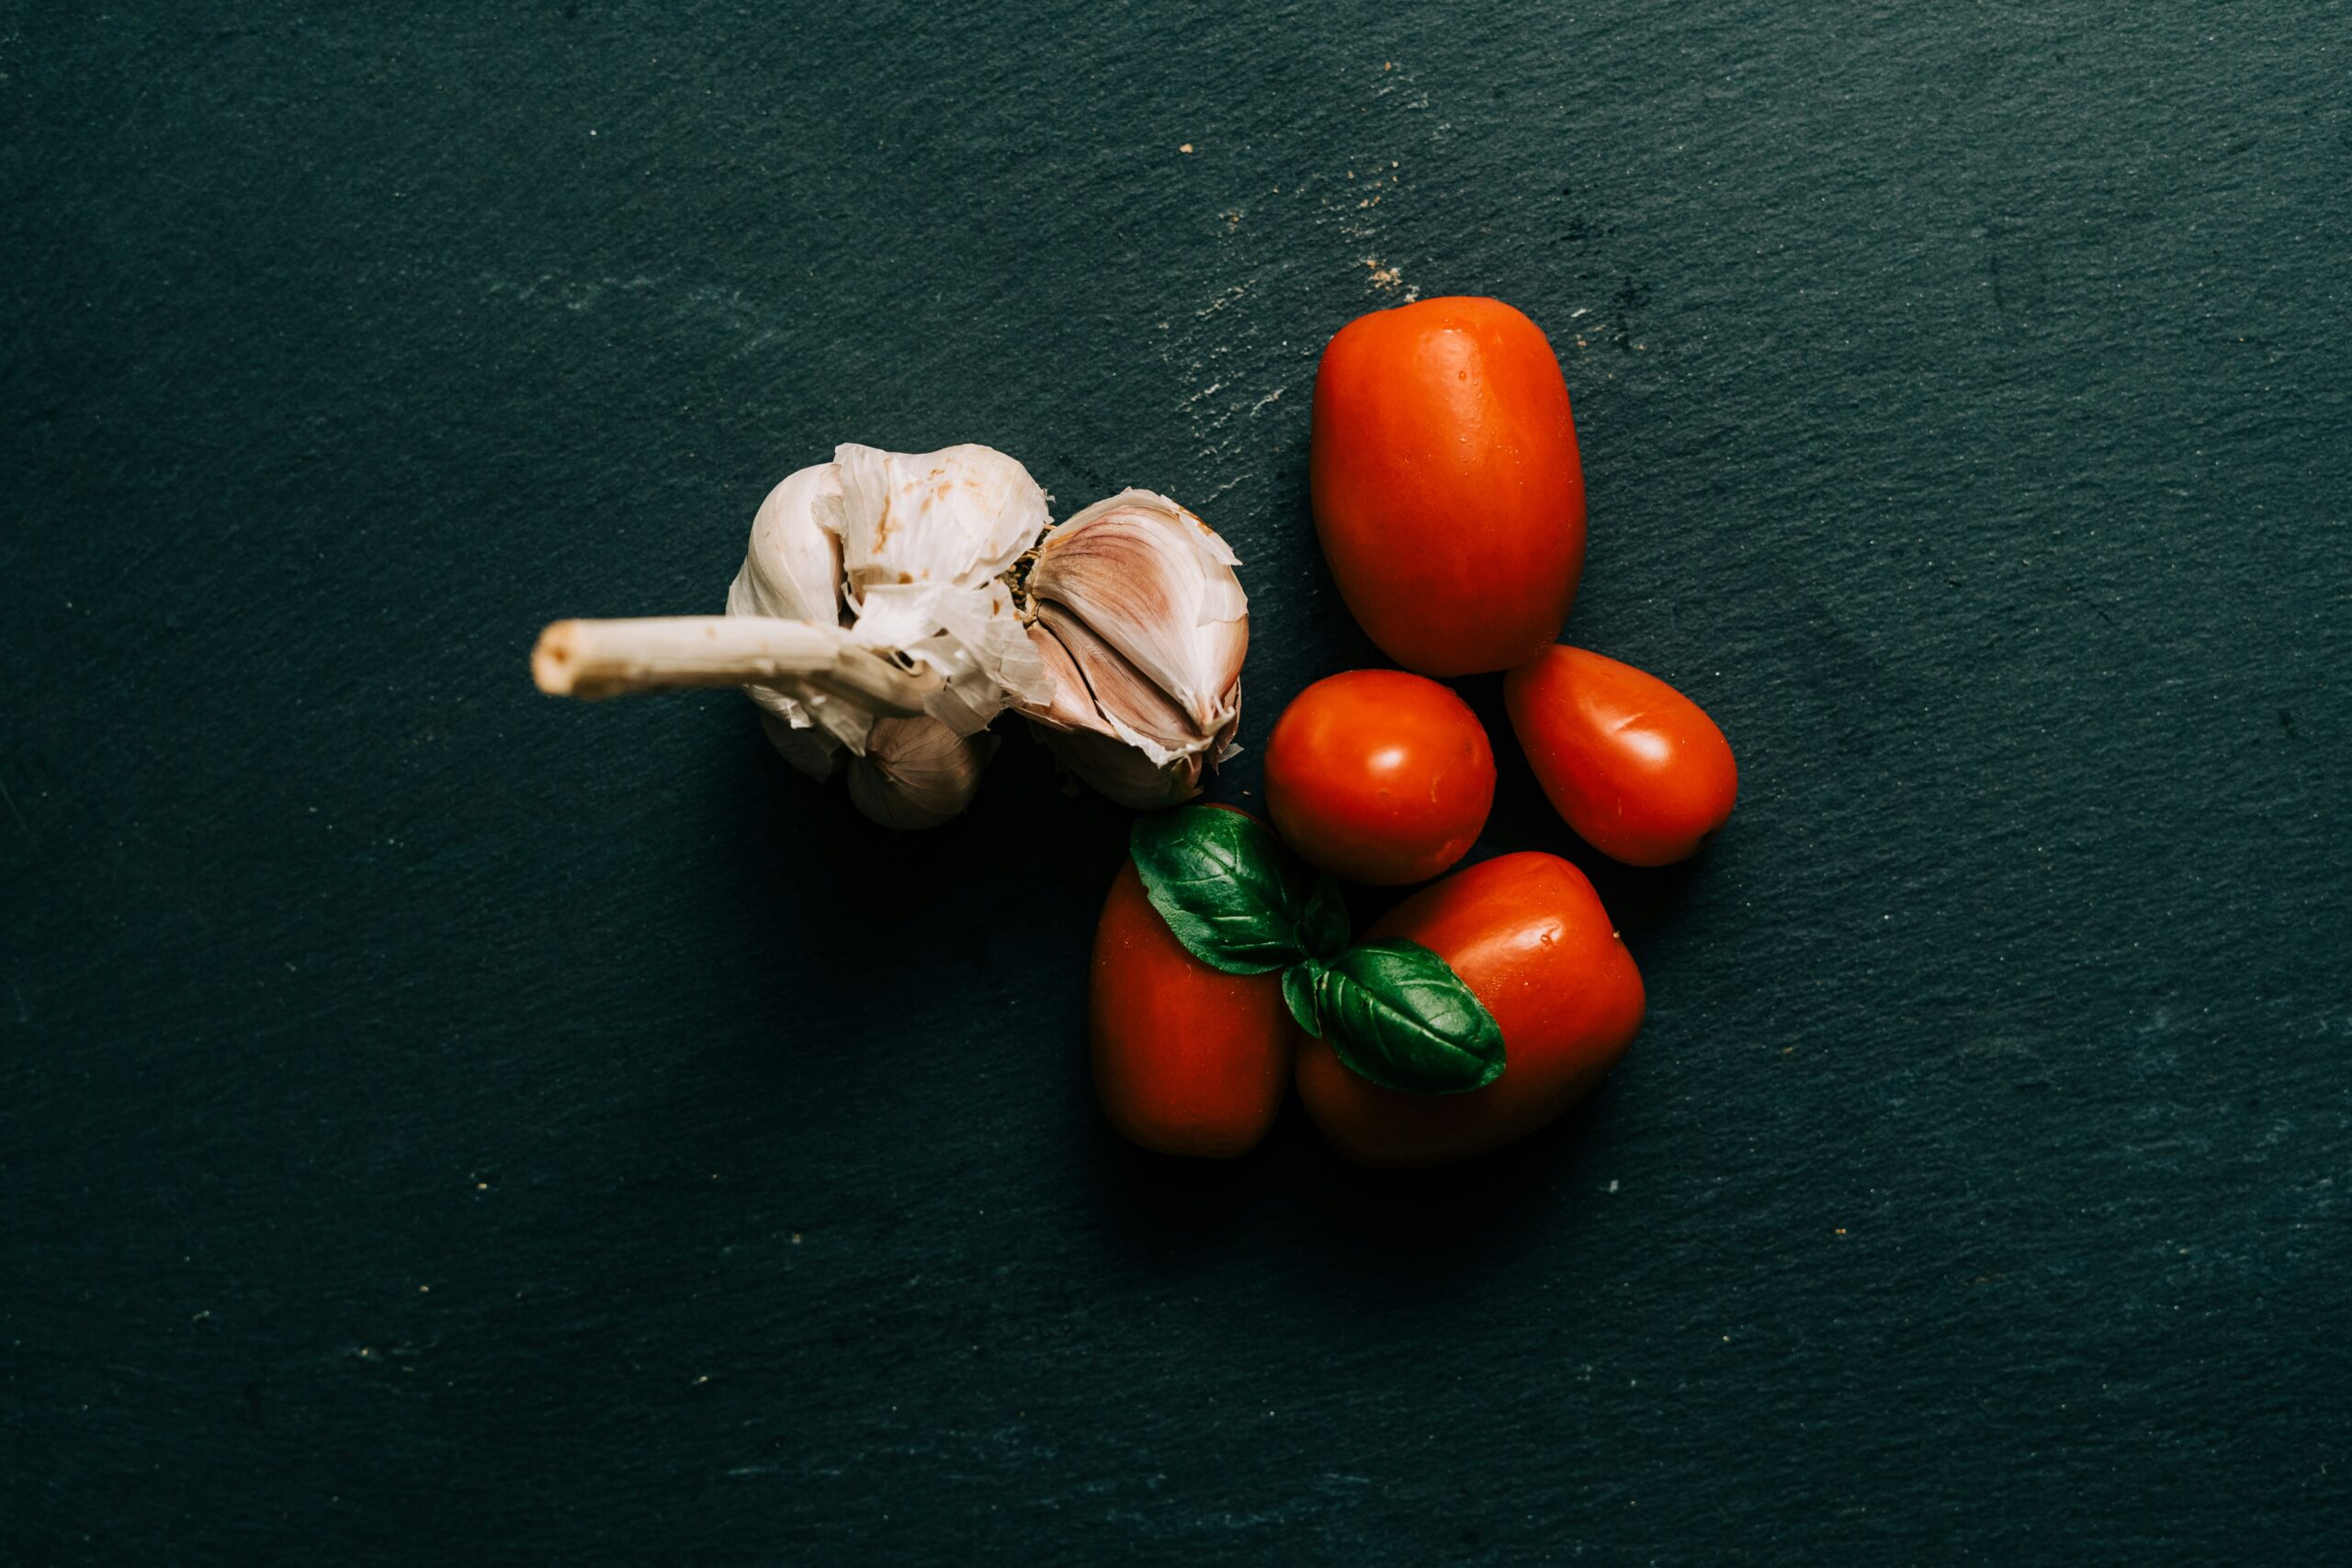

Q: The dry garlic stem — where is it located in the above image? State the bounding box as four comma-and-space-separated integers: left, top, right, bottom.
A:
532, 616, 939, 713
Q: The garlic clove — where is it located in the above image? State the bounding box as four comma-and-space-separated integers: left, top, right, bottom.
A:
1023, 620, 1245, 812
1019, 489, 1249, 807
1029, 603, 1200, 754
1025, 490, 1249, 737
835, 443, 1051, 597
1027, 726, 1193, 809
1035, 722, 1211, 811
844, 716, 994, 830
1024, 612, 1102, 733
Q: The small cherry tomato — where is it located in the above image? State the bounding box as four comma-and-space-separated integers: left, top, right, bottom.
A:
1295, 852, 1645, 1168
1310, 296, 1587, 676
1090, 832, 1294, 1158
1262, 670, 1496, 886
1504, 647, 1737, 866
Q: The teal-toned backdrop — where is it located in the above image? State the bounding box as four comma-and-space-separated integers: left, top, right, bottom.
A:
5, 3, 2347, 1562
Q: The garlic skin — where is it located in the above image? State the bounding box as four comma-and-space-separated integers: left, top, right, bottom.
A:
732, 462, 846, 626
835, 443, 1047, 595
729, 466, 851, 778
1021, 490, 1249, 809
728, 444, 1055, 823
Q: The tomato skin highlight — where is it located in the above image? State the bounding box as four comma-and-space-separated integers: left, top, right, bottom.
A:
1262, 670, 1497, 887
1295, 852, 1643, 1168
1504, 646, 1738, 867
1090, 859, 1293, 1158
1310, 297, 1587, 677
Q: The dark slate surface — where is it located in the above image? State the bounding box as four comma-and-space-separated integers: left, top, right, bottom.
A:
4, 3, 2347, 1562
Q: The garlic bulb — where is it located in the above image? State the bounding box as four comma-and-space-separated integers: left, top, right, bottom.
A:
535, 451, 1251, 828
1020, 490, 1249, 808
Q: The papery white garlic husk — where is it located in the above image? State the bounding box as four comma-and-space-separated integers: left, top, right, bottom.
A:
1020, 490, 1249, 809
834, 443, 1047, 596
726, 444, 1056, 825
729, 464, 852, 778
844, 716, 997, 831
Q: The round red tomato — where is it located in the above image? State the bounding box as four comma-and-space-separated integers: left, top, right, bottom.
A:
1262, 670, 1496, 886
1503, 646, 1736, 866
1090, 843, 1293, 1159
1295, 852, 1645, 1168
1310, 297, 1586, 676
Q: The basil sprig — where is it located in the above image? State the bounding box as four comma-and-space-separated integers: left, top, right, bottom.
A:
1127, 807, 1505, 1096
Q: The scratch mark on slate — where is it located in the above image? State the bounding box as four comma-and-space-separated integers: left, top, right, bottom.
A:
0, 776, 31, 849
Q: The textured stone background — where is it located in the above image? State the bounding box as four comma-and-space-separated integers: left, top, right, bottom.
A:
4, 2, 2347, 1561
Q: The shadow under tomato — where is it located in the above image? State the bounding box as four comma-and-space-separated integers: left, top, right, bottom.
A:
696, 682, 1674, 1275
1567, 844, 1709, 936
1289, 1079, 1622, 1252
1083, 1069, 1627, 1288
1088, 1110, 1288, 1235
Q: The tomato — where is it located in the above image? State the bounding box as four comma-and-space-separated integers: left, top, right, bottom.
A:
1295, 852, 1643, 1168
1504, 646, 1737, 866
1090, 851, 1293, 1159
1310, 297, 1587, 676
1262, 670, 1496, 886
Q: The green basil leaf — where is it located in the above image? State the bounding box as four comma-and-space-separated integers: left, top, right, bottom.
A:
1130, 807, 1317, 975
1298, 874, 1351, 964
1282, 960, 1325, 1037
1315, 939, 1506, 1095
